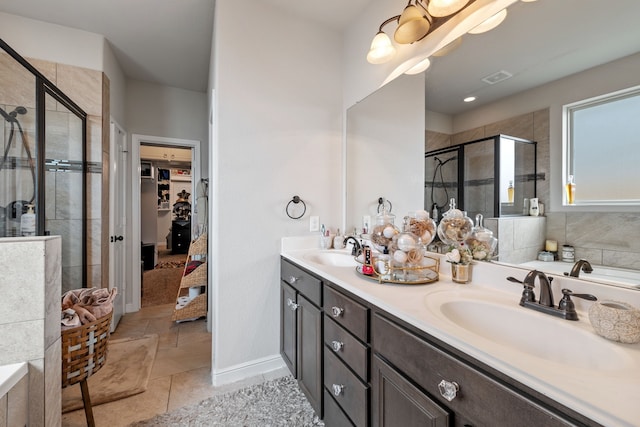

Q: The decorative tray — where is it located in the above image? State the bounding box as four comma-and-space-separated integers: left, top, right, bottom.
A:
355, 256, 440, 285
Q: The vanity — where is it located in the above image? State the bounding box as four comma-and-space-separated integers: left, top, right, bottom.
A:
280, 238, 640, 427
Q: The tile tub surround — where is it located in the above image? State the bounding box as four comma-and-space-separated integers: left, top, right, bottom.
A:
546, 211, 640, 271
281, 239, 640, 427
0, 236, 62, 427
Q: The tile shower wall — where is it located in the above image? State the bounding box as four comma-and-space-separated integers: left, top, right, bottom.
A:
0, 51, 108, 291
0, 236, 62, 427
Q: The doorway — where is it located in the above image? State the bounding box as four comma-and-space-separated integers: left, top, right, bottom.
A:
130, 134, 201, 313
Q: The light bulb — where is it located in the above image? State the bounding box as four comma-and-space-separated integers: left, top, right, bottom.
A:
367, 31, 396, 64
468, 9, 508, 34
427, 0, 469, 18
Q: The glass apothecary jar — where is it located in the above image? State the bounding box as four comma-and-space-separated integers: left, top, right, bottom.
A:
465, 214, 498, 261
437, 198, 473, 245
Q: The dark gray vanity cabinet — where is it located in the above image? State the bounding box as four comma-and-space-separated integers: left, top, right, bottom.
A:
280, 259, 323, 417
371, 313, 583, 427
323, 284, 370, 426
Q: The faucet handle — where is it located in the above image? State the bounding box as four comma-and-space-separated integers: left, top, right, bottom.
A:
558, 289, 598, 321
506, 276, 536, 304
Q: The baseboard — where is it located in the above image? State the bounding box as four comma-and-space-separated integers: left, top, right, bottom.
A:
211, 354, 286, 386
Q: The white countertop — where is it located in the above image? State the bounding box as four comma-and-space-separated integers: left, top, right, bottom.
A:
281, 237, 640, 427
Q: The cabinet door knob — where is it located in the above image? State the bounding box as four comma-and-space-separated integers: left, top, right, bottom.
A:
288, 276, 299, 284
331, 306, 344, 317
332, 384, 344, 396
438, 379, 459, 402
287, 298, 299, 311
331, 340, 344, 352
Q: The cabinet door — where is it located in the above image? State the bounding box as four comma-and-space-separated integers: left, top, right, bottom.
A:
372, 355, 449, 427
297, 294, 323, 417
280, 282, 297, 376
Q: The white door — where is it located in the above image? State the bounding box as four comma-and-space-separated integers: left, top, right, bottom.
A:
109, 120, 128, 330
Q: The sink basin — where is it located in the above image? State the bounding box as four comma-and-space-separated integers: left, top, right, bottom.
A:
304, 251, 357, 267
424, 289, 635, 371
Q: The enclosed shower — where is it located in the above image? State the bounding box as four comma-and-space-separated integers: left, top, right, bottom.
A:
1, 39, 88, 290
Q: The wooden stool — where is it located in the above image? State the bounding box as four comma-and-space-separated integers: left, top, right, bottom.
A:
61, 312, 113, 426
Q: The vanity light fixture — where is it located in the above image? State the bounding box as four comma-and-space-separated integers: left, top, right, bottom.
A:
366, 0, 476, 64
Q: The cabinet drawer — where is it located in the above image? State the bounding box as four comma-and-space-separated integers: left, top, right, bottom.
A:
281, 259, 321, 306
324, 285, 368, 342
323, 389, 355, 427
372, 313, 576, 427
324, 316, 369, 381
324, 348, 369, 427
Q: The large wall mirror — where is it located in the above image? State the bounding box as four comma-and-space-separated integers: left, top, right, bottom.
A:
345, 0, 640, 290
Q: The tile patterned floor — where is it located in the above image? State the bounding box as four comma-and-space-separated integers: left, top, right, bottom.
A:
61, 303, 288, 427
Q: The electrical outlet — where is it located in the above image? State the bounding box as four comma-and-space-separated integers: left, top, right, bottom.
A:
363, 215, 371, 233
309, 216, 320, 232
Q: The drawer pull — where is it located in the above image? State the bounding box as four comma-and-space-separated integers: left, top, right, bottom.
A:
332, 384, 345, 396
438, 380, 459, 402
287, 298, 299, 311
331, 306, 344, 317
288, 276, 300, 284
331, 340, 344, 352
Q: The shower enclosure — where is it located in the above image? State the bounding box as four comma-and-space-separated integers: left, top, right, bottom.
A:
425, 134, 537, 220
1, 39, 87, 289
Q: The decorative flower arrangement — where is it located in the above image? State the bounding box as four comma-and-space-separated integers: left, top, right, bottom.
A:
445, 242, 473, 265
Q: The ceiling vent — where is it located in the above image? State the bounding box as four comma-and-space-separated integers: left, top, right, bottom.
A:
482, 70, 513, 85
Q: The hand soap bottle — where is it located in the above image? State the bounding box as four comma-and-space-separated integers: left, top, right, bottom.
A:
20, 204, 36, 236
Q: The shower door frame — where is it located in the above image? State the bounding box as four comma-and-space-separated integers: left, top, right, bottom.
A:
0, 38, 88, 287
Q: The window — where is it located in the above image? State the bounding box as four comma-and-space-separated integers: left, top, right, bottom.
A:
563, 85, 640, 205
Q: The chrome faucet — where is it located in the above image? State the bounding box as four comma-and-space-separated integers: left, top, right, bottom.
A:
507, 270, 597, 320
343, 236, 362, 256
567, 259, 593, 277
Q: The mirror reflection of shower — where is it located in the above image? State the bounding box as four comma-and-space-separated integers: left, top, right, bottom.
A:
0, 105, 36, 237
425, 151, 459, 223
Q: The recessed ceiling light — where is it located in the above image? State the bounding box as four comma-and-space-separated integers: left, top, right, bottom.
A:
464, 96, 476, 103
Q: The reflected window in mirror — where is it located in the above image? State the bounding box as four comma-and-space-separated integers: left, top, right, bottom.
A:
564, 85, 640, 206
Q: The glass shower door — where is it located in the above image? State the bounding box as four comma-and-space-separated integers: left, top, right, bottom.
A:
44, 93, 86, 293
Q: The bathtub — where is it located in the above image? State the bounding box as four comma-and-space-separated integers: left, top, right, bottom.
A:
0, 362, 27, 398
519, 260, 640, 289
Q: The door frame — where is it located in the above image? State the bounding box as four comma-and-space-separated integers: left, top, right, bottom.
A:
109, 119, 127, 328
129, 134, 201, 312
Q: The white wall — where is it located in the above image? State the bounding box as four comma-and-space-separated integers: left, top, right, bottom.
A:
211, 0, 342, 382
0, 12, 127, 127
125, 80, 208, 177
346, 74, 426, 233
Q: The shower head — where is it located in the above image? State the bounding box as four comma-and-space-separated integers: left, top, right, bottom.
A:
0, 106, 27, 123
12, 106, 27, 116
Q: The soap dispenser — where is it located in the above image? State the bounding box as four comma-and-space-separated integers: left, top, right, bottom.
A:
20, 204, 36, 236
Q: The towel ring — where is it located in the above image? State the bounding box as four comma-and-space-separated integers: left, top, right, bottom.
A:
377, 197, 392, 213
286, 195, 307, 219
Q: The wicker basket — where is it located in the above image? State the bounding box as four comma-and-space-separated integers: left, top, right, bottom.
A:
188, 233, 207, 256
180, 261, 208, 288
61, 311, 113, 388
